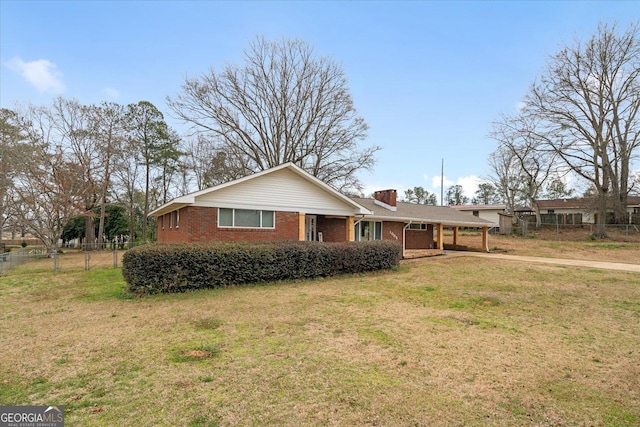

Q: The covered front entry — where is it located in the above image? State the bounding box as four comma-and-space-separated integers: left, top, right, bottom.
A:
298, 213, 355, 242
305, 215, 317, 241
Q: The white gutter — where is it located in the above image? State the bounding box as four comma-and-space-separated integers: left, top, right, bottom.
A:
486, 226, 498, 252
402, 221, 412, 259
363, 215, 492, 229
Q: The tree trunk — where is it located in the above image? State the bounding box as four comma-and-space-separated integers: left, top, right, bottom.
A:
532, 200, 542, 230
128, 198, 135, 249
97, 207, 106, 250
143, 161, 149, 244
594, 193, 608, 238
84, 215, 95, 251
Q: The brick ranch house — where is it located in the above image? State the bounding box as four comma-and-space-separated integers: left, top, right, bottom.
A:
149, 163, 494, 257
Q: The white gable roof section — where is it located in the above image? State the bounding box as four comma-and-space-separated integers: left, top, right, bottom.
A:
149, 163, 371, 217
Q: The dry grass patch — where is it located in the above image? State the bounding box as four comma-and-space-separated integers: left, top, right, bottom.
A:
1, 256, 639, 426
452, 230, 640, 264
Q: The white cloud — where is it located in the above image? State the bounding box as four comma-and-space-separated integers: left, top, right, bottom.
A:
6, 56, 66, 94
431, 175, 453, 189
457, 175, 483, 198
103, 87, 120, 99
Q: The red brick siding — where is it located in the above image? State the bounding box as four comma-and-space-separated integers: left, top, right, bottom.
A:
157, 208, 189, 243
158, 206, 300, 243
381, 221, 405, 256
381, 221, 404, 244
406, 225, 435, 249
316, 216, 348, 242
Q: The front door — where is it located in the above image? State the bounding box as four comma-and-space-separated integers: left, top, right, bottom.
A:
305, 215, 317, 241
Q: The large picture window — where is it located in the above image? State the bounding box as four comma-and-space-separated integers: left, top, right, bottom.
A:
355, 221, 382, 241
218, 208, 275, 228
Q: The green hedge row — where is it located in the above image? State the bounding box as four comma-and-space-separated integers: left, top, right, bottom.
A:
122, 240, 401, 294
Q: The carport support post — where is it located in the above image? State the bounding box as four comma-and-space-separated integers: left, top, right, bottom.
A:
346, 216, 355, 242
482, 227, 489, 252
437, 223, 444, 250
298, 213, 306, 241
453, 227, 459, 246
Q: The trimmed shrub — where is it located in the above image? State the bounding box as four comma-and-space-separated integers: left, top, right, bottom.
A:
122, 240, 401, 295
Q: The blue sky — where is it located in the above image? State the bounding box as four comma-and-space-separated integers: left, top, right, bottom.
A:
1, 1, 638, 201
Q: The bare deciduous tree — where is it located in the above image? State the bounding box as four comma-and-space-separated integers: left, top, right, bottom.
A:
524, 21, 640, 237
48, 98, 104, 249
488, 145, 522, 215
11, 105, 88, 253
90, 102, 126, 248
0, 109, 25, 245
112, 135, 144, 247
168, 37, 378, 192
183, 135, 247, 190
490, 114, 559, 228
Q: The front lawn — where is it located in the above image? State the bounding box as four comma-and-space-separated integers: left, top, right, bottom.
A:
0, 255, 638, 426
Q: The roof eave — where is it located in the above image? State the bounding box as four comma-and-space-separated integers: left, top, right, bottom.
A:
364, 214, 493, 227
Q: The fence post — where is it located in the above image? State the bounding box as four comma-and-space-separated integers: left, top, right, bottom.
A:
85, 251, 90, 271
113, 247, 118, 268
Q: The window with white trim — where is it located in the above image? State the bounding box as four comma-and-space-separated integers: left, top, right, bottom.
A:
408, 223, 427, 230
218, 208, 275, 228
354, 221, 382, 241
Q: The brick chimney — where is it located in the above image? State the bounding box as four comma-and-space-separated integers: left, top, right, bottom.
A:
374, 189, 397, 210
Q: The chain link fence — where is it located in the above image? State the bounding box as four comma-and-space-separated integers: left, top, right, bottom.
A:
512, 222, 640, 241
0, 243, 133, 274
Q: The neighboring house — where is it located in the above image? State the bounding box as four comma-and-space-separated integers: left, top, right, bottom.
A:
449, 204, 506, 227
517, 197, 640, 225
149, 163, 494, 257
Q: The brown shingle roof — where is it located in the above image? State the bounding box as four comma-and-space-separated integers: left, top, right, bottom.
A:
535, 196, 640, 209
351, 198, 494, 227
450, 204, 507, 211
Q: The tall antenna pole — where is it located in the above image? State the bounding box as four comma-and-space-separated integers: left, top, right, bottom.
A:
440, 158, 444, 206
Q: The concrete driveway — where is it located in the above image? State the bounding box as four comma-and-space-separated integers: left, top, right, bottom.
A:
442, 251, 640, 273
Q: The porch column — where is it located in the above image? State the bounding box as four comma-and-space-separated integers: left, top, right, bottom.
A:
437, 223, 444, 250
346, 216, 355, 242
298, 213, 306, 241
453, 227, 459, 246
482, 226, 489, 252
